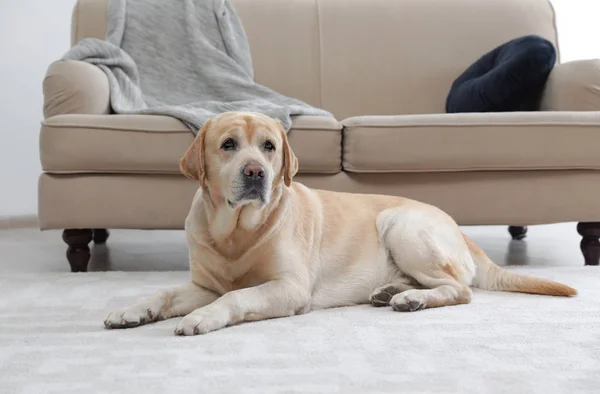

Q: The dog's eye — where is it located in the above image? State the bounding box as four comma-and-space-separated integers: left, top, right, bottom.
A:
263, 141, 275, 152
221, 138, 237, 151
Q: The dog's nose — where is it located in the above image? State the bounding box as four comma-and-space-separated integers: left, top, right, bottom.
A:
242, 163, 265, 180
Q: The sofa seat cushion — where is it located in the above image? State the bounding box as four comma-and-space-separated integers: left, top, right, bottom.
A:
41, 114, 342, 174
342, 112, 600, 173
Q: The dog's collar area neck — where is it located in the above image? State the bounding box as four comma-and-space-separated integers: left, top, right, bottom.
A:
203, 187, 219, 210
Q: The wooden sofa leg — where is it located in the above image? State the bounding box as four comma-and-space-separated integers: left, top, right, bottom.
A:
62, 229, 93, 272
577, 222, 600, 266
508, 226, 528, 240
93, 229, 109, 244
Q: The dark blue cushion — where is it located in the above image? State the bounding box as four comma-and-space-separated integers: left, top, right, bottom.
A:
446, 35, 556, 113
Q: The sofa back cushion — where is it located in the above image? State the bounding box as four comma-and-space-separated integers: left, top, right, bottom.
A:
71, 0, 559, 119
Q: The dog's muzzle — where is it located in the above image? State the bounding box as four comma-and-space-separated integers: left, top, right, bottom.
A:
228, 163, 268, 207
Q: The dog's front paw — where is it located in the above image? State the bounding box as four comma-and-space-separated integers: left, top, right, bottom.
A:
174, 308, 229, 336
104, 303, 160, 329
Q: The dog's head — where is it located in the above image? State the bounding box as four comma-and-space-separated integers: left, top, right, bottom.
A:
179, 112, 298, 209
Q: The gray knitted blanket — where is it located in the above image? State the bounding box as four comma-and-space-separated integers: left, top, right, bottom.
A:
62, 0, 331, 133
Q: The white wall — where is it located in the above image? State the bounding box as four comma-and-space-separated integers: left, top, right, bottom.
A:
0, 0, 598, 218
550, 0, 600, 62
0, 0, 77, 217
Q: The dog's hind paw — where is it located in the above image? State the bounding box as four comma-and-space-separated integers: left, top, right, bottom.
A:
369, 285, 404, 307
390, 291, 427, 312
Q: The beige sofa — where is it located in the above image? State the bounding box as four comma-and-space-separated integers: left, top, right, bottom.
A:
40, 0, 600, 272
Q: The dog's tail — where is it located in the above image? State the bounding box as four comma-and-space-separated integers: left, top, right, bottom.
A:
464, 234, 577, 297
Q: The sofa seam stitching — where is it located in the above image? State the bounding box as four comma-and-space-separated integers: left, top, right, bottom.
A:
41, 124, 342, 133
316, 0, 324, 109
341, 123, 600, 129
74, 1, 80, 46
41, 169, 342, 175
342, 166, 600, 173
546, 0, 561, 64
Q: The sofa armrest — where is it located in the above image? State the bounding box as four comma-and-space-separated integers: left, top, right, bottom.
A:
43, 60, 110, 119
541, 59, 600, 111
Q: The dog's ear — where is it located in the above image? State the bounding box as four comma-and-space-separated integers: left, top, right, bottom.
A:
179, 119, 212, 187
277, 120, 298, 187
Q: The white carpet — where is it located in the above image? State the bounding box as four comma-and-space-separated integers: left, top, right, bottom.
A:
1, 267, 599, 394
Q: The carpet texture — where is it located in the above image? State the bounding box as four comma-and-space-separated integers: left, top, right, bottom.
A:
1, 267, 599, 393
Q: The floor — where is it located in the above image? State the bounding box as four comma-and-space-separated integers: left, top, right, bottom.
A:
0, 222, 585, 273
1, 223, 598, 393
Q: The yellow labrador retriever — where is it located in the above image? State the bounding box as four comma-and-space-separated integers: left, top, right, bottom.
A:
104, 112, 576, 335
